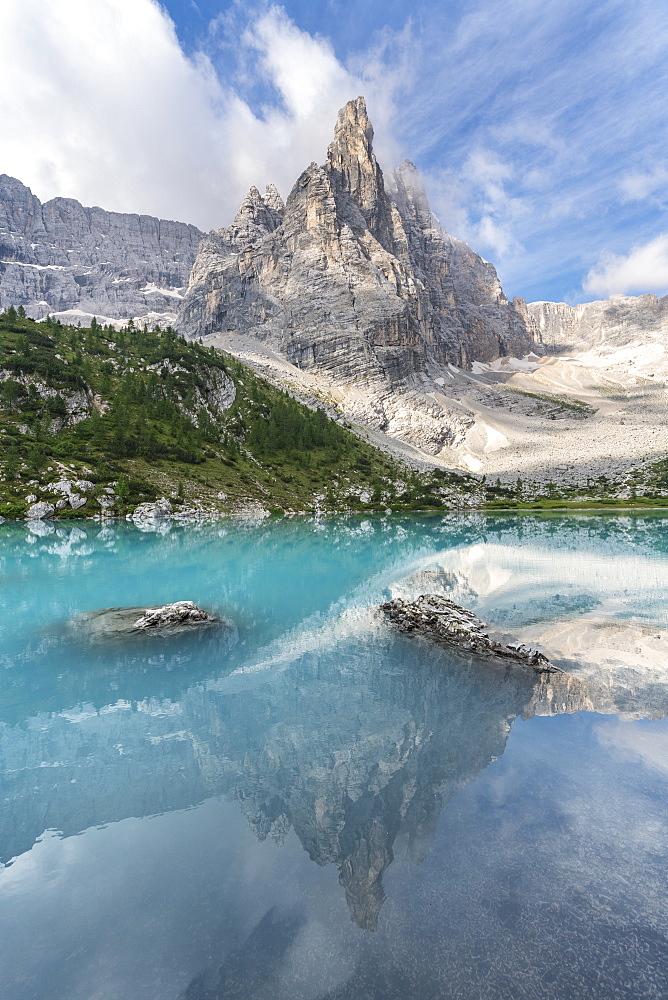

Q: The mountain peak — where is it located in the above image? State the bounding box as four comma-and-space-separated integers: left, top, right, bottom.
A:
264, 183, 285, 215
325, 96, 396, 249
333, 96, 374, 146
179, 95, 536, 420
232, 185, 282, 234
327, 96, 376, 183
393, 160, 433, 230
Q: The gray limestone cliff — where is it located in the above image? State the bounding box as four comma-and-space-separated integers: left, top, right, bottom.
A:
0, 174, 203, 325
178, 98, 535, 380
528, 293, 668, 354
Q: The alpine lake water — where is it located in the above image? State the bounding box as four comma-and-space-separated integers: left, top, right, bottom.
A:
1, 512, 668, 1000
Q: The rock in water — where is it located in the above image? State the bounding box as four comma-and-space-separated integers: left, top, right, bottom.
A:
133, 601, 215, 630
381, 594, 559, 672
67, 602, 219, 642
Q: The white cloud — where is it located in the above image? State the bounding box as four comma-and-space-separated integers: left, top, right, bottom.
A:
583, 234, 668, 298
619, 165, 668, 203
425, 149, 526, 262
597, 721, 668, 776
244, 8, 353, 120
477, 215, 522, 259
0, 0, 402, 231
467, 149, 513, 200
0, 0, 229, 227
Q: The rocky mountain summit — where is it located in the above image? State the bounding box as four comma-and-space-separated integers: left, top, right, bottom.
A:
0, 174, 202, 326
178, 98, 537, 456
180, 99, 534, 371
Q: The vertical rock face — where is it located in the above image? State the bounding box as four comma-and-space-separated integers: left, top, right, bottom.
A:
390, 160, 534, 362
178, 97, 536, 383
0, 174, 203, 324
528, 294, 668, 354
327, 95, 398, 253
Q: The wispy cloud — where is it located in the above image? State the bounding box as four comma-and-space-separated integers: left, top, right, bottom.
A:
429, 149, 528, 261
597, 721, 668, 776
619, 165, 668, 205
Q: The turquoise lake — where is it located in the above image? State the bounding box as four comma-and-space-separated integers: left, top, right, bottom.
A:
1, 513, 668, 999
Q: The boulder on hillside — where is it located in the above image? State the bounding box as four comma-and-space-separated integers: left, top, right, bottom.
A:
26, 501, 55, 520
131, 498, 172, 521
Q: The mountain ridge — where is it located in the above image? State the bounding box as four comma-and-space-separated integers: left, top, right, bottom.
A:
0, 173, 202, 327
527, 293, 668, 354
1, 98, 668, 489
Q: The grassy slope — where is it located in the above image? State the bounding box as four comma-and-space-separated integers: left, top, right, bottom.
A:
0, 313, 478, 517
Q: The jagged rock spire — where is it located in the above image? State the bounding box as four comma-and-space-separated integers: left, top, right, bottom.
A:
264, 183, 285, 215
232, 185, 282, 235
393, 160, 433, 231
327, 96, 376, 178
180, 94, 537, 404
232, 185, 264, 224
325, 96, 396, 251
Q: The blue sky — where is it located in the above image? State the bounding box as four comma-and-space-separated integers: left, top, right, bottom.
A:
1, 0, 667, 303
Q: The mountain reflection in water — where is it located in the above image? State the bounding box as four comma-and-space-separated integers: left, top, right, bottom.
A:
1, 514, 668, 1000
2, 607, 595, 930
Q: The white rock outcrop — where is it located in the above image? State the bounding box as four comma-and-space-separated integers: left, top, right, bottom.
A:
131, 498, 173, 522
133, 601, 216, 629
26, 501, 55, 519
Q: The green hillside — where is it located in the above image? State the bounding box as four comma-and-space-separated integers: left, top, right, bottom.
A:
0, 310, 475, 518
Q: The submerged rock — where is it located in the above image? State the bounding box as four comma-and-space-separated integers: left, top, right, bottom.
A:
68, 601, 220, 642
381, 594, 559, 672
